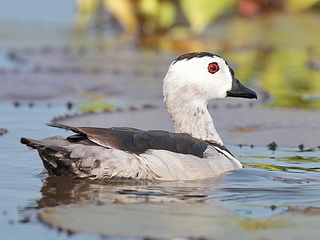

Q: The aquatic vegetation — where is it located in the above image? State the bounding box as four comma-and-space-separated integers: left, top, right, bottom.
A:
243, 162, 320, 172
75, 0, 320, 37
75, 0, 240, 36
79, 98, 118, 112
277, 155, 320, 163
241, 146, 320, 172
237, 218, 289, 231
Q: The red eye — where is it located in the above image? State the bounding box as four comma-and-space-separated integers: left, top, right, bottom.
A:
208, 62, 219, 74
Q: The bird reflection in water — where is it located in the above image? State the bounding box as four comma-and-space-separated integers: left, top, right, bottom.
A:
36, 176, 220, 209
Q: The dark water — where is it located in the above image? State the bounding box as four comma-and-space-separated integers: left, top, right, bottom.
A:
1, 103, 320, 239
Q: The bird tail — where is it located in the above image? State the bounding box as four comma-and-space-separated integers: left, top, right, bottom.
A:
20, 137, 77, 177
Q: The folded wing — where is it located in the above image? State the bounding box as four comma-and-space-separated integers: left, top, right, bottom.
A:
47, 123, 209, 157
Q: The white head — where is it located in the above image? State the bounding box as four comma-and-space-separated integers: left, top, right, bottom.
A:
163, 52, 257, 105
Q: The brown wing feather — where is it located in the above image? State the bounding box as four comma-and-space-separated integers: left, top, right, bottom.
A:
47, 123, 209, 157
48, 123, 141, 152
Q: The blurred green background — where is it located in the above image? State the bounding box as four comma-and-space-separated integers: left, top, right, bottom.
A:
1, 0, 320, 108
74, 0, 320, 108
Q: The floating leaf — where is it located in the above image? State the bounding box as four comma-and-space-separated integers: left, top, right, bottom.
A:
286, 0, 320, 12
225, 50, 258, 85
80, 98, 118, 112
261, 48, 320, 108
103, 0, 138, 34
237, 218, 289, 231
243, 162, 320, 172
277, 156, 320, 163
75, 0, 100, 30
138, 0, 159, 18
138, 0, 176, 33
158, 1, 176, 29
231, 125, 261, 133
180, 0, 239, 34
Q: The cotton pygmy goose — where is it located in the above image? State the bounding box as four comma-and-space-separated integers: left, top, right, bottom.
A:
21, 52, 257, 180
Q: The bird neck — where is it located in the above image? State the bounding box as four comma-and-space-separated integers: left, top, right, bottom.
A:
165, 98, 224, 146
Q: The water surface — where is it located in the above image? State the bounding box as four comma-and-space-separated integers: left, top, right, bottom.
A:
1, 103, 319, 239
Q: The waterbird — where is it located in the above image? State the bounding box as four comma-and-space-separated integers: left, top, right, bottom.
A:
21, 52, 257, 180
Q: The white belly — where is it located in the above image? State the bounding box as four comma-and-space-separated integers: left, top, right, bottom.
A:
139, 147, 242, 180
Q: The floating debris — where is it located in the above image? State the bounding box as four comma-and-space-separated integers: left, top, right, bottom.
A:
13, 101, 20, 108
287, 206, 320, 215
298, 144, 304, 151
18, 215, 30, 224
129, 106, 138, 111
143, 103, 157, 109
66, 101, 73, 111
7, 50, 18, 61
0, 128, 8, 136
268, 141, 277, 151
